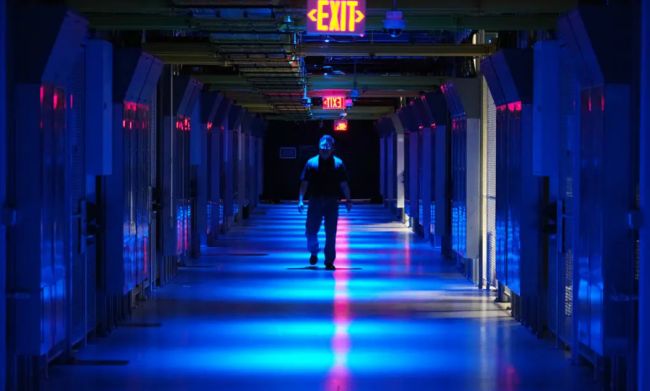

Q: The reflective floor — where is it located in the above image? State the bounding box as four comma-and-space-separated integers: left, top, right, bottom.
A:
45, 204, 600, 391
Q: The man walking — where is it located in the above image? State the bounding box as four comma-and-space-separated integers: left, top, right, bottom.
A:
298, 135, 352, 270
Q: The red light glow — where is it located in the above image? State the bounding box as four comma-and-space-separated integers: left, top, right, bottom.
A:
334, 119, 348, 131
323, 96, 345, 110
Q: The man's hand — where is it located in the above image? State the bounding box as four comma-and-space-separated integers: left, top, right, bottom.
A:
346, 200, 353, 213
298, 202, 305, 213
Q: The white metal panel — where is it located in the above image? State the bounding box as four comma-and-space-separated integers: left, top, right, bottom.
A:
484, 75, 497, 288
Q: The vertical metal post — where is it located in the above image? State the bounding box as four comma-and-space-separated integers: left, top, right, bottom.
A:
639, 0, 650, 387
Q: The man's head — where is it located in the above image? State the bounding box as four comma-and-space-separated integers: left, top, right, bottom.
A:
319, 135, 335, 159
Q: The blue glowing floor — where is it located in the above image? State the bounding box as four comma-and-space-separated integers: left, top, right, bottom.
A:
44, 204, 600, 391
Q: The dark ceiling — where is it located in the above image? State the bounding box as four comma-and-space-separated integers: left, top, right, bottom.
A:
64, 0, 577, 121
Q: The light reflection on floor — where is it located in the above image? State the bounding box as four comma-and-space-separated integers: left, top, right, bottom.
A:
44, 204, 601, 391
326, 216, 351, 391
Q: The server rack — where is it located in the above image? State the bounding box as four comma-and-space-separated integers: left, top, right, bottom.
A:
483, 49, 544, 332
397, 104, 421, 232
211, 97, 232, 237
159, 72, 201, 272
414, 93, 451, 252
104, 48, 162, 335
441, 79, 483, 285
201, 92, 226, 247
376, 117, 396, 213
227, 105, 245, 226
390, 113, 406, 221
559, 7, 637, 386
10, 6, 87, 389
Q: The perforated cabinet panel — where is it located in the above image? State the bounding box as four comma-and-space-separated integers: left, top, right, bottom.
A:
484, 76, 497, 288
559, 45, 575, 345
451, 116, 468, 258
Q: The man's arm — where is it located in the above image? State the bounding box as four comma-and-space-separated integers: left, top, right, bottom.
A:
299, 181, 309, 204
339, 160, 352, 211
299, 162, 310, 212
340, 181, 351, 201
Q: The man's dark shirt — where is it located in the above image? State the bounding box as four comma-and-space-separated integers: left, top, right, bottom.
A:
301, 155, 348, 198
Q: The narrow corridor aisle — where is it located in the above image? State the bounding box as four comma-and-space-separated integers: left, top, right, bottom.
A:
45, 204, 599, 391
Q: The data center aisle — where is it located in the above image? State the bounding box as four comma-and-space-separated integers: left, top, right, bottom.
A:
44, 204, 600, 391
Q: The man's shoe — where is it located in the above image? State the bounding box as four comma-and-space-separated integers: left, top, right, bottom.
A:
325, 264, 336, 271
309, 255, 318, 265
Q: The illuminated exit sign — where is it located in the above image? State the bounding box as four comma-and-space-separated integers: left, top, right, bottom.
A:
322, 96, 345, 110
334, 119, 348, 131
307, 0, 366, 35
